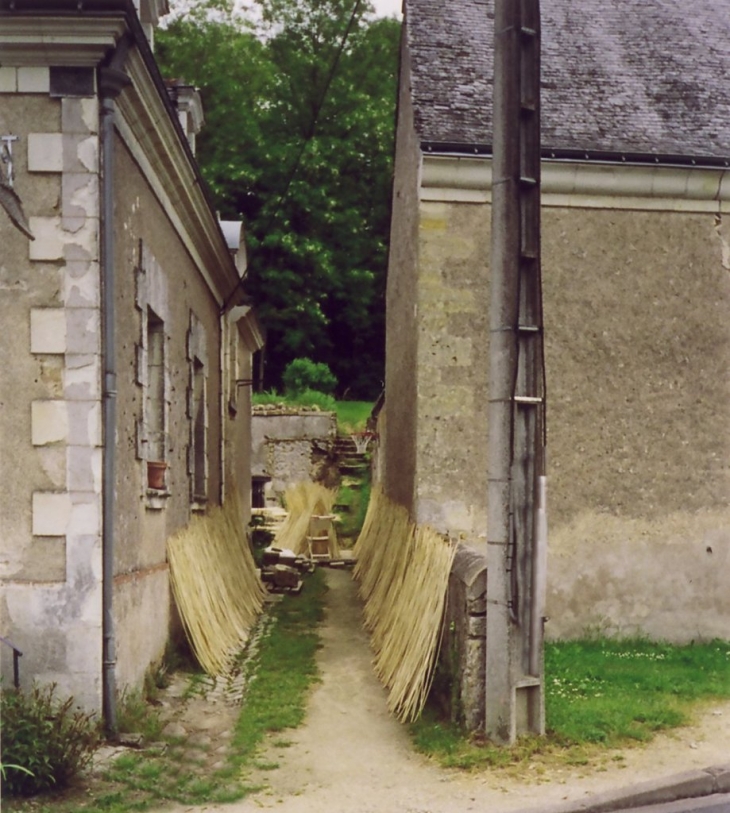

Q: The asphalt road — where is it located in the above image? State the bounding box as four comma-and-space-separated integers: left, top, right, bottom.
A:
626, 794, 730, 813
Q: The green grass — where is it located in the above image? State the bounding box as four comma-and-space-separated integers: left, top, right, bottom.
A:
252, 393, 373, 434
334, 401, 372, 433
411, 637, 730, 771
5, 571, 328, 813
545, 637, 730, 745
252, 389, 336, 412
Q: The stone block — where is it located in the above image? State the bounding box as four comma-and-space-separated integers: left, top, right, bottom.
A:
61, 97, 98, 135
32, 491, 72, 536
65, 308, 99, 354
30, 307, 67, 354
67, 446, 101, 492
63, 259, 100, 308
17, 67, 50, 93
69, 494, 101, 536
27, 133, 63, 173
62, 173, 99, 220
66, 533, 102, 583
28, 217, 64, 261
63, 134, 98, 174
64, 354, 100, 400
0, 67, 17, 92
31, 400, 69, 446
14, 537, 66, 582
468, 614, 486, 638
67, 400, 101, 447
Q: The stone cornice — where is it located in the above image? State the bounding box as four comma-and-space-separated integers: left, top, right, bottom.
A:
0, 16, 126, 66
421, 154, 730, 213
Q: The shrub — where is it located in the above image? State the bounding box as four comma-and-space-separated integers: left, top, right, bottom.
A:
0, 684, 102, 796
282, 358, 337, 396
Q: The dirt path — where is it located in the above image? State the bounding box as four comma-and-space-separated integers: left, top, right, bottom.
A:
163, 569, 730, 813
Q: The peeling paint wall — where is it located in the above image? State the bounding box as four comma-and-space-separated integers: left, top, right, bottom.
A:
0, 87, 104, 708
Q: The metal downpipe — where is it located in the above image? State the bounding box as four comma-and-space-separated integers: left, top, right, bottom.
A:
98, 39, 131, 737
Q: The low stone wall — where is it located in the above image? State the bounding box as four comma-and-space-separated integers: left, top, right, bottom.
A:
438, 545, 487, 731
252, 407, 338, 501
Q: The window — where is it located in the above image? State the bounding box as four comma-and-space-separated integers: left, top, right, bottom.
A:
146, 309, 166, 464
192, 357, 207, 501
187, 312, 208, 505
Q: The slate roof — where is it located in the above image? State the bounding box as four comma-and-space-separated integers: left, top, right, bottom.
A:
405, 0, 730, 161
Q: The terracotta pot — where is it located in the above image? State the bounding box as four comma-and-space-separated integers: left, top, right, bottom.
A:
147, 460, 167, 490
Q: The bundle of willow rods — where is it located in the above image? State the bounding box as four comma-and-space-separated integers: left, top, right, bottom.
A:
167, 493, 266, 675
273, 481, 339, 557
353, 485, 456, 722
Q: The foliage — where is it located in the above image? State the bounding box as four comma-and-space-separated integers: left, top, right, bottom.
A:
0, 684, 102, 796
282, 357, 337, 395
412, 638, 730, 771
156, 1, 400, 398
116, 688, 165, 743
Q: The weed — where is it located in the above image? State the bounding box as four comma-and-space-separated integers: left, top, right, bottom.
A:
1, 683, 102, 796
116, 689, 163, 742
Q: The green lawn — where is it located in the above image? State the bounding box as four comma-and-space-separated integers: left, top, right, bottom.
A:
411, 637, 730, 770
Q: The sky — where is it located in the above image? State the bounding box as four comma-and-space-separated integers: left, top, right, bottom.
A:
372, 0, 402, 17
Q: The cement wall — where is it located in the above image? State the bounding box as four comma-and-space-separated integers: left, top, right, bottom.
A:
382, 35, 419, 513
385, 174, 730, 643
112, 134, 226, 693
252, 409, 337, 500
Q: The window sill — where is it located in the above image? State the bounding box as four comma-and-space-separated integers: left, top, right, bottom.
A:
145, 488, 170, 511
191, 500, 207, 514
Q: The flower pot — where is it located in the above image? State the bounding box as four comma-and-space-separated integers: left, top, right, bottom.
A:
147, 460, 167, 490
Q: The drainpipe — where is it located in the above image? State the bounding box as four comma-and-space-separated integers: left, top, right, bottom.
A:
98, 36, 132, 737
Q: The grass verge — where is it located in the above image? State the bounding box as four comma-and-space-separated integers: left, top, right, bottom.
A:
411, 637, 730, 771
4, 570, 327, 813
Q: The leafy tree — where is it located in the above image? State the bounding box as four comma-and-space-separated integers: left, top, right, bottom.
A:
157, 1, 400, 398
283, 357, 337, 395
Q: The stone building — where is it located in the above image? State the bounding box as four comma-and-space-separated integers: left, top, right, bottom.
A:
384, 0, 730, 647
0, 0, 263, 717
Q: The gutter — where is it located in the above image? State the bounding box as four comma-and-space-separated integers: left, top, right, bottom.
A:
421, 141, 730, 170
98, 34, 132, 738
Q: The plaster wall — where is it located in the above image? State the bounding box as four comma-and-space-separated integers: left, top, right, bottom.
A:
224, 322, 257, 521
413, 201, 489, 541
402, 193, 730, 641
111, 133, 226, 691
382, 35, 419, 512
